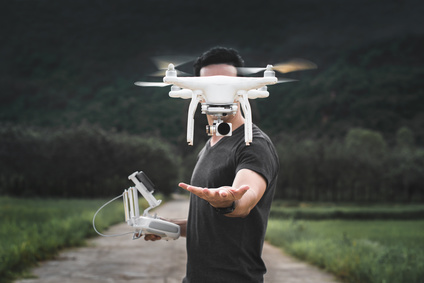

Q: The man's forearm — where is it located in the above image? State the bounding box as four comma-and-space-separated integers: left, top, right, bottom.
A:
226, 188, 259, 218
225, 169, 267, 218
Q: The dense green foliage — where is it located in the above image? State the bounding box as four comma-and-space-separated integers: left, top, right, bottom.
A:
0, 0, 423, 146
0, 124, 180, 197
276, 128, 424, 201
266, 217, 424, 283
0, 0, 423, 201
0, 197, 127, 282
261, 36, 424, 144
1, 124, 424, 201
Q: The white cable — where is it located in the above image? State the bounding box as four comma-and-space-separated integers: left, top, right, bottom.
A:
92, 193, 134, 237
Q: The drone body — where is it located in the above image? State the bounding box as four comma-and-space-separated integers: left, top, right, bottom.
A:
135, 58, 316, 146
165, 74, 277, 103
164, 64, 278, 146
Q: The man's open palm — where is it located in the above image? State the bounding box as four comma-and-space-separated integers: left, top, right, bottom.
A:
178, 182, 249, 208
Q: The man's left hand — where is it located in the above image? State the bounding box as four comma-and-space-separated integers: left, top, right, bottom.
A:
178, 183, 249, 208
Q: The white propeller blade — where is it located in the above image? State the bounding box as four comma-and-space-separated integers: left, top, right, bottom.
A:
134, 82, 170, 87
152, 55, 195, 70
238, 58, 317, 75
276, 78, 298, 84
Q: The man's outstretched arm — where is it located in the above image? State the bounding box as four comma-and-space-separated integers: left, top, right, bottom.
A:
179, 168, 267, 218
145, 168, 266, 241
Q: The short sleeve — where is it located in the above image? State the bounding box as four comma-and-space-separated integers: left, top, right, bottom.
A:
235, 135, 279, 187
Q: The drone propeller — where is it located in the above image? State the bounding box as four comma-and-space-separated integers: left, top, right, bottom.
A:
149, 55, 195, 77
134, 78, 297, 88
135, 55, 195, 87
238, 58, 317, 75
134, 81, 170, 87
149, 69, 191, 77
152, 55, 194, 70
276, 78, 298, 84
135, 57, 307, 88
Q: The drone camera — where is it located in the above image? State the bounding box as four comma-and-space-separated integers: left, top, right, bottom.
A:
217, 122, 231, 136
206, 122, 232, 137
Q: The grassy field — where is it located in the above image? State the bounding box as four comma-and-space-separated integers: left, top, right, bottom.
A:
2, 197, 423, 283
270, 201, 424, 220
266, 203, 424, 283
0, 196, 129, 282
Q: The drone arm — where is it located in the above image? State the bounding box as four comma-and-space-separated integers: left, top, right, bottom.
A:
187, 91, 203, 145
169, 86, 193, 99
247, 86, 270, 99
237, 91, 253, 145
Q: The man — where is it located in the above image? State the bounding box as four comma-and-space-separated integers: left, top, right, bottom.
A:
146, 47, 279, 283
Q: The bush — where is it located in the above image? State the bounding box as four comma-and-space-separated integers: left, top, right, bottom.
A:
275, 128, 424, 201
0, 123, 180, 197
396, 126, 415, 148
386, 147, 424, 201
345, 128, 387, 158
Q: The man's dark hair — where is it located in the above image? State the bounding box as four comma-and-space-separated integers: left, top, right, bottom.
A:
193, 47, 245, 76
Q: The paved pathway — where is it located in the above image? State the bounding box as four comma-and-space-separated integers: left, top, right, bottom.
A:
16, 197, 339, 283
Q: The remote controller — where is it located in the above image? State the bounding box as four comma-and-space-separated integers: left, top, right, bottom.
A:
123, 171, 180, 240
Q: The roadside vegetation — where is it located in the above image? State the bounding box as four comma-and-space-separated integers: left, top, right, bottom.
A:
275, 127, 424, 202
0, 197, 131, 282
2, 124, 423, 202
266, 203, 424, 283
0, 123, 180, 198
1, 121, 423, 283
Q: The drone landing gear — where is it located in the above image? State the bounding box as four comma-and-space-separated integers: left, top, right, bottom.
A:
237, 92, 253, 146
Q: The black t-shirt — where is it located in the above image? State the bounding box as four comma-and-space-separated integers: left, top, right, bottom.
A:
183, 124, 279, 283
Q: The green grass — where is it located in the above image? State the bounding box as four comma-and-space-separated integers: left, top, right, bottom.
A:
266, 218, 424, 283
0, 196, 130, 282
270, 201, 424, 220
3, 197, 423, 283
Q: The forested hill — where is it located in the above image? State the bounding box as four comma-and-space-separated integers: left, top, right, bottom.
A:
1, 0, 423, 146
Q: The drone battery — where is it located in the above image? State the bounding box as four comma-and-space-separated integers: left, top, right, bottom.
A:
135, 171, 155, 192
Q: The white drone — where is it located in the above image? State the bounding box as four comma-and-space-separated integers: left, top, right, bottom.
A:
135, 58, 316, 146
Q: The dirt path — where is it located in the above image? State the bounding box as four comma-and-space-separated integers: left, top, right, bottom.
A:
16, 197, 339, 283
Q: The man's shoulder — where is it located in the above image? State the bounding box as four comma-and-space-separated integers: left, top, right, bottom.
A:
252, 124, 271, 140
250, 124, 277, 151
